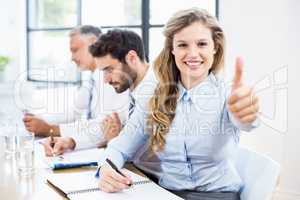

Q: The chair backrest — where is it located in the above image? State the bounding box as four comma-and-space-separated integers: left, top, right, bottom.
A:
234, 147, 280, 200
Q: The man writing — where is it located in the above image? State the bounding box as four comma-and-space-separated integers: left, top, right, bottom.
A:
24, 26, 128, 155
43, 29, 156, 156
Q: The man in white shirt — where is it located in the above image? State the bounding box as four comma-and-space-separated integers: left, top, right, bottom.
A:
23, 25, 128, 153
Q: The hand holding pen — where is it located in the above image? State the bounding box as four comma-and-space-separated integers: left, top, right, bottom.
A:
43, 137, 76, 157
98, 158, 133, 193
106, 158, 132, 187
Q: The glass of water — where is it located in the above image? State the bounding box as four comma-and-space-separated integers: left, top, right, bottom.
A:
16, 135, 35, 176
3, 123, 19, 158
4, 135, 17, 157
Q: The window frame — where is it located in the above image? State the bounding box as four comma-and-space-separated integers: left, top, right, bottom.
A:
26, 0, 219, 83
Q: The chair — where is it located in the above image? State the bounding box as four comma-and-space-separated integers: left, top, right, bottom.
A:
234, 147, 280, 200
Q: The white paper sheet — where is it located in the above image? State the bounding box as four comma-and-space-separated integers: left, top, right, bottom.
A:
47, 169, 183, 200
43, 147, 104, 167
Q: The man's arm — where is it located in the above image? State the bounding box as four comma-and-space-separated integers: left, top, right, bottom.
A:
59, 117, 106, 150
23, 115, 60, 137
42, 113, 123, 156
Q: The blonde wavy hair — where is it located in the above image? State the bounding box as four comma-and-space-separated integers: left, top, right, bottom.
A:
148, 8, 225, 151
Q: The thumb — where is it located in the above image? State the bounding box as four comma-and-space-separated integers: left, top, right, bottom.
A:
232, 57, 244, 91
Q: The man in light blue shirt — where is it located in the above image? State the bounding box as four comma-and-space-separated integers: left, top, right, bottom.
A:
89, 29, 157, 136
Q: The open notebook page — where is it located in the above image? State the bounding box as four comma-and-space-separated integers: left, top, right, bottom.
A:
47, 169, 183, 200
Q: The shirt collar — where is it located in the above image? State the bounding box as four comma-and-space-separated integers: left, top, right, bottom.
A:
91, 68, 102, 82
177, 73, 219, 104
131, 65, 156, 101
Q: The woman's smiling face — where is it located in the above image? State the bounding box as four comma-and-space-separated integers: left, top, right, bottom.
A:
172, 21, 216, 89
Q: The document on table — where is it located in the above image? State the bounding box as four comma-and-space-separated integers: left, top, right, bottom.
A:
47, 169, 183, 200
43, 148, 104, 169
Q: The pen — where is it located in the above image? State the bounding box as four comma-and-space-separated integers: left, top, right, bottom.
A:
50, 135, 55, 148
49, 126, 55, 147
106, 158, 132, 186
49, 127, 56, 157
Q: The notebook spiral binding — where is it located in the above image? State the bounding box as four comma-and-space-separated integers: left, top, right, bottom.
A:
67, 179, 152, 195
68, 187, 100, 195
132, 180, 151, 185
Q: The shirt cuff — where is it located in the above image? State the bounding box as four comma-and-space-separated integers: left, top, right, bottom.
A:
59, 123, 76, 138
59, 119, 106, 150
98, 147, 126, 169
72, 134, 100, 150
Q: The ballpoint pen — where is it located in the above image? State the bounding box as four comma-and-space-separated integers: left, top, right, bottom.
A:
50, 135, 55, 148
49, 128, 56, 156
106, 158, 132, 186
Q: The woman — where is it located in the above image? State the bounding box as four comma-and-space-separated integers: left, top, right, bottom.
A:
98, 8, 259, 200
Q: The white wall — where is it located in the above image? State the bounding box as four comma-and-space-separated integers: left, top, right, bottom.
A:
0, 1, 75, 122
219, 0, 300, 199
0, 0, 29, 126
0, 0, 26, 82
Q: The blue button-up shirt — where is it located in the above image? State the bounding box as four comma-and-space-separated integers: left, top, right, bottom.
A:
100, 73, 258, 192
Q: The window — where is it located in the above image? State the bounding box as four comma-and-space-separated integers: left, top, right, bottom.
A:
26, 0, 218, 83
149, 0, 217, 61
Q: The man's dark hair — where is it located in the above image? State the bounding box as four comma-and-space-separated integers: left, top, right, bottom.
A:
89, 29, 146, 63
70, 25, 102, 38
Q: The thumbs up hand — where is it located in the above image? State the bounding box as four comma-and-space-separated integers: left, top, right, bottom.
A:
228, 57, 259, 124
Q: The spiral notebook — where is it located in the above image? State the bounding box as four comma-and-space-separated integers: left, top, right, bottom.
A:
47, 169, 183, 200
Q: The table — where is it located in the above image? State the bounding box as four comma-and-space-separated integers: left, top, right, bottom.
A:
0, 137, 146, 200
0, 137, 64, 199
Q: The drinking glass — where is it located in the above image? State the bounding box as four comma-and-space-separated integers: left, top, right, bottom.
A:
16, 135, 35, 176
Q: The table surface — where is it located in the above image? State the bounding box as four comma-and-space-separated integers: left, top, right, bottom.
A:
0, 137, 145, 200
0, 137, 64, 199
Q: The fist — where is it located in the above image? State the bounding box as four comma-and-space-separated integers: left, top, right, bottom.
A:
101, 112, 122, 142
